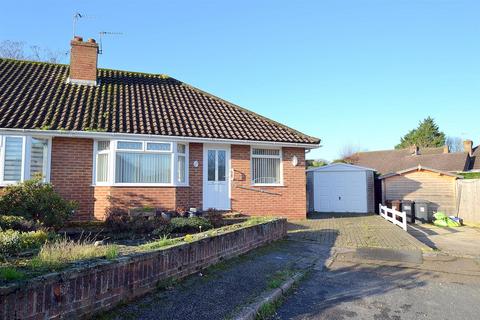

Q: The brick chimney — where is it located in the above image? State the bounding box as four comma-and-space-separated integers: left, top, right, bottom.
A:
464, 140, 473, 156
68, 36, 99, 85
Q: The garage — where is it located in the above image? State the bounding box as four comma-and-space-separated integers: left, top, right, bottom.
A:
307, 163, 375, 213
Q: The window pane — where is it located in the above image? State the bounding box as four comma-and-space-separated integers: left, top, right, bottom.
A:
217, 150, 226, 181
177, 144, 186, 154
207, 150, 216, 181
146, 142, 171, 151
115, 152, 171, 183
252, 157, 280, 184
30, 138, 48, 178
117, 141, 142, 150
178, 155, 186, 183
97, 141, 110, 152
97, 154, 109, 182
3, 137, 23, 181
252, 148, 280, 156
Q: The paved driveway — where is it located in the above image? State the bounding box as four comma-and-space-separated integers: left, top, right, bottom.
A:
288, 213, 430, 251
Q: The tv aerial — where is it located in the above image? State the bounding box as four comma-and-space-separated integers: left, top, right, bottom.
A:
98, 31, 124, 54
72, 12, 95, 37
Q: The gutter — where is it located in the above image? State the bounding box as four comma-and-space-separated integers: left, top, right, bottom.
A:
0, 128, 320, 149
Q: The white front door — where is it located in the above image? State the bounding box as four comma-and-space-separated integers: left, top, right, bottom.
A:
203, 144, 231, 210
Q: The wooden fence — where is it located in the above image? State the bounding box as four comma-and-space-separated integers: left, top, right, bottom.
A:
457, 179, 480, 223
379, 204, 407, 231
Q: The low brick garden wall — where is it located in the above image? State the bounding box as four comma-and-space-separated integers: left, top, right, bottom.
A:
1, 219, 287, 320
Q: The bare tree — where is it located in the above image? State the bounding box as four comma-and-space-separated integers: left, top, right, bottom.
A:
0, 40, 26, 60
338, 144, 363, 161
446, 136, 464, 153
0, 40, 65, 63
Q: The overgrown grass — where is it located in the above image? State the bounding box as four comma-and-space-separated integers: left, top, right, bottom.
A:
266, 269, 295, 289
29, 238, 119, 270
139, 235, 182, 251
459, 172, 480, 179
0, 266, 25, 281
140, 217, 277, 252
256, 297, 284, 320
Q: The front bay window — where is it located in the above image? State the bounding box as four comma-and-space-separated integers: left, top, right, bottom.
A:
0, 135, 51, 184
94, 140, 188, 186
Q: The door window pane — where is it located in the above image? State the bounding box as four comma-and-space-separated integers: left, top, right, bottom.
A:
218, 150, 226, 181
115, 152, 171, 183
30, 138, 48, 178
3, 137, 23, 181
208, 150, 216, 181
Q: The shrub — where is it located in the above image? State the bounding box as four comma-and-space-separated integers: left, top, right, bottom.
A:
0, 177, 77, 229
0, 267, 25, 281
0, 229, 49, 259
170, 217, 213, 234
203, 209, 225, 227
0, 215, 39, 231
105, 208, 168, 234
30, 237, 119, 270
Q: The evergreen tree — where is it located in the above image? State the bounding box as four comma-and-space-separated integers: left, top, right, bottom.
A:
395, 117, 446, 149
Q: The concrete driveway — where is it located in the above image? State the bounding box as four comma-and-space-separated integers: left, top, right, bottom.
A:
288, 213, 430, 252
408, 223, 480, 258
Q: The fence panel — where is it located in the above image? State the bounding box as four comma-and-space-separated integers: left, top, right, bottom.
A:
379, 204, 407, 231
457, 179, 480, 223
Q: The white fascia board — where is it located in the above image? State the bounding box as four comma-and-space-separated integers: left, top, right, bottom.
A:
0, 128, 320, 149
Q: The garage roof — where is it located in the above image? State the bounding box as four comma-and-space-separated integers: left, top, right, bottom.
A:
307, 163, 375, 172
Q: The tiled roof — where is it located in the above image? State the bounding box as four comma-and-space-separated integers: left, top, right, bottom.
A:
351, 147, 470, 174
0, 58, 319, 145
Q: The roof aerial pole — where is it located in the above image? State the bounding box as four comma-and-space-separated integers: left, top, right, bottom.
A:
72, 12, 83, 37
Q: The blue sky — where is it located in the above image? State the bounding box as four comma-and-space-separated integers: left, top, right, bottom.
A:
1, 1, 479, 160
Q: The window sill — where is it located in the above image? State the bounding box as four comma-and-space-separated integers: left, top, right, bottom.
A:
92, 183, 190, 188
250, 183, 284, 187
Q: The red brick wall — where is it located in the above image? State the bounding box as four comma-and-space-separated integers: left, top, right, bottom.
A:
0, 219, 287, 320
231, 145, 306, 219
93, 187, 177, 220
50, 137, 95, 221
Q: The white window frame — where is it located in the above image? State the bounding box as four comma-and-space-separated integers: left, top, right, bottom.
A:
250, 146, 283, 186
0, 135, 52, 186
92, 139, 189, 187
176, 143, 189, 186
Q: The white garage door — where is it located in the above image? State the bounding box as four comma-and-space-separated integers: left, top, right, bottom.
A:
313, 171, 367, 213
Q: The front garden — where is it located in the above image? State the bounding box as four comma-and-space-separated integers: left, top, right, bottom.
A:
0, 177, 275, 285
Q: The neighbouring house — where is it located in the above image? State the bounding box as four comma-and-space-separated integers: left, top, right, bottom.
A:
306, 163, 375, 213
350, 143, 476, 217
379, 166, 462, 216
0, 36, 320, 221
350, 143, 474, 175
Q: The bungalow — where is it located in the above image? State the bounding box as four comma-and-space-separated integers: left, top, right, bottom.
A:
0, 36, 320, 221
